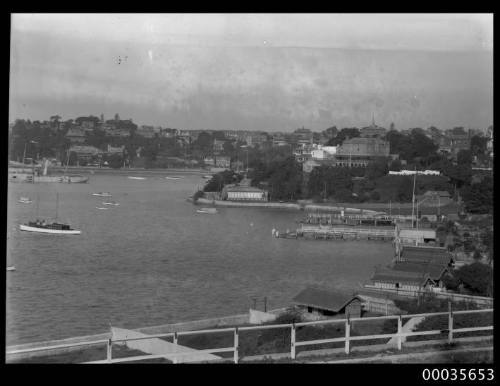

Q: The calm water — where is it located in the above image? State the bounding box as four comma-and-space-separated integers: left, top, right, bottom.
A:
6, 173, 393, 345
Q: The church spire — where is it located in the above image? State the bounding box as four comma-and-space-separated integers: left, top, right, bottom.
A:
372, 112, 375, 127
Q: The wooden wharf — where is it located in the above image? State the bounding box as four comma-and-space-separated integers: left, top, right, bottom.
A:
273, 225, 396, 241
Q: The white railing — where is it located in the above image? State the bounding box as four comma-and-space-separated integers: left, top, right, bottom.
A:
362, 285, 494, 306
6, 308, 493, 364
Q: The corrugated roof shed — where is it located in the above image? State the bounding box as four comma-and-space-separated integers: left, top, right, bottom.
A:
392, 261, 449, 281
292, 287, 361, 313
371, 267, 433, 286
401, 245, 452, 265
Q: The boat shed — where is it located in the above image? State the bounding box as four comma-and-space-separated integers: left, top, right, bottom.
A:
292, 286, 363, 318
391, 261, 451, 286
399, 245, 454, 266
371, 266, 436, 293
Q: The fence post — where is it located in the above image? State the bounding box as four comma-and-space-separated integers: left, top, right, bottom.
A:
448, 301, 453, 344
345, 319, 350, 355
173, 332, 178, 364
234, 328, 239, 364
106, 338, 112, 363
291, 323, 296, 360
397, 315, 403, 350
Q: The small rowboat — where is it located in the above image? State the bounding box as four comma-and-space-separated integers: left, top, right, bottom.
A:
166, 176, 183, 180
96, 207, 109, 210
7, 266, 16, 271
102, 201, 119, 206
128, 176, 146, 180
92, 192, 112, 197
18, 197, 32, 204
196, 207, 218, 214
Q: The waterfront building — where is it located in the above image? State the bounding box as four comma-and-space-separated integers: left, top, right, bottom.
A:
292, 286, 363, 318
370, 267, 436, 293
391, 261, 452, 288
222, 185, 268, 201
396, 228, 438, 246
68, 145, 102, 163
335, 137, 390, 167
398, 245, 454, 266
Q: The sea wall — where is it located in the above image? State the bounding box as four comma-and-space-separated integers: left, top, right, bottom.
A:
195, 197, 301, 210
194, 197, 382, 214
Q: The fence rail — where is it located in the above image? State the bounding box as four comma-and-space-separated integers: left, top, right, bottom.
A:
6, 308, 493, 364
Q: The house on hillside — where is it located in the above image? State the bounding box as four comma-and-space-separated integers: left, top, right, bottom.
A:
66, 127, 86, 144
292, 286, 364, 319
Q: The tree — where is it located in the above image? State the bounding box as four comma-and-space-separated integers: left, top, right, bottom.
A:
365, 157, 389, 180
460, 176, 493, 214
326, 127, 360, 146
457, 149, 472, 165
389, 159, 402, 171
107, 154, 123, 169
470, 135, 488, 157
455, 262, 493, 296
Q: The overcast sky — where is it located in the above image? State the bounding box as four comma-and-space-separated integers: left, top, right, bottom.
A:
10, 14, 493, 131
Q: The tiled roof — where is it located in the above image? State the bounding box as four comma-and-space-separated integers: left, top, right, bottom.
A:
292, 286, 361, 313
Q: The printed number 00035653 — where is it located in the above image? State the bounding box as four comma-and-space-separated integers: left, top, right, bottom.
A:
422, 368, 494, 381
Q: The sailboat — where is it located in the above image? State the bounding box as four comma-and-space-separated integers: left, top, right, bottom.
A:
19, 193, 81, 235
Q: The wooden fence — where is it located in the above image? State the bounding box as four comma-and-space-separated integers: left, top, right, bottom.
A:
6, 308, 492, 364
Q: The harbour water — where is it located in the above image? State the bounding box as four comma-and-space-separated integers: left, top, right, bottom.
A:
6, 172, 393, 345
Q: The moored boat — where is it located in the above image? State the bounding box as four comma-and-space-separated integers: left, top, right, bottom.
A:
20, 221, 81, 235
166, 176, 183, 180
102, 201, 119, 206
18, 196, 32, 204
7, 266, 16, 271
92, 192, 112, 197
202, 175, 212, 179
196, 207, 218, 214
128, 176, 146, 180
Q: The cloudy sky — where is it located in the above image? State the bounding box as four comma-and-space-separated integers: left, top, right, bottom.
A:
9, 14, 493, 131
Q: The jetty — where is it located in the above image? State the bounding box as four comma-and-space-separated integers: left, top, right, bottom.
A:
273, 225, 396, 241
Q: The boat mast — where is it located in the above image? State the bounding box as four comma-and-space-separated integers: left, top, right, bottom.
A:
55, 192, 59, 220
411, 166, 417, 228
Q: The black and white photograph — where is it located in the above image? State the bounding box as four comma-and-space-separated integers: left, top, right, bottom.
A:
6, 13, 493, 370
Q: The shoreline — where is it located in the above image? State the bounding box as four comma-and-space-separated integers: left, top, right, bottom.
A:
191, 197, 460, 215
192, 197, 384, 214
